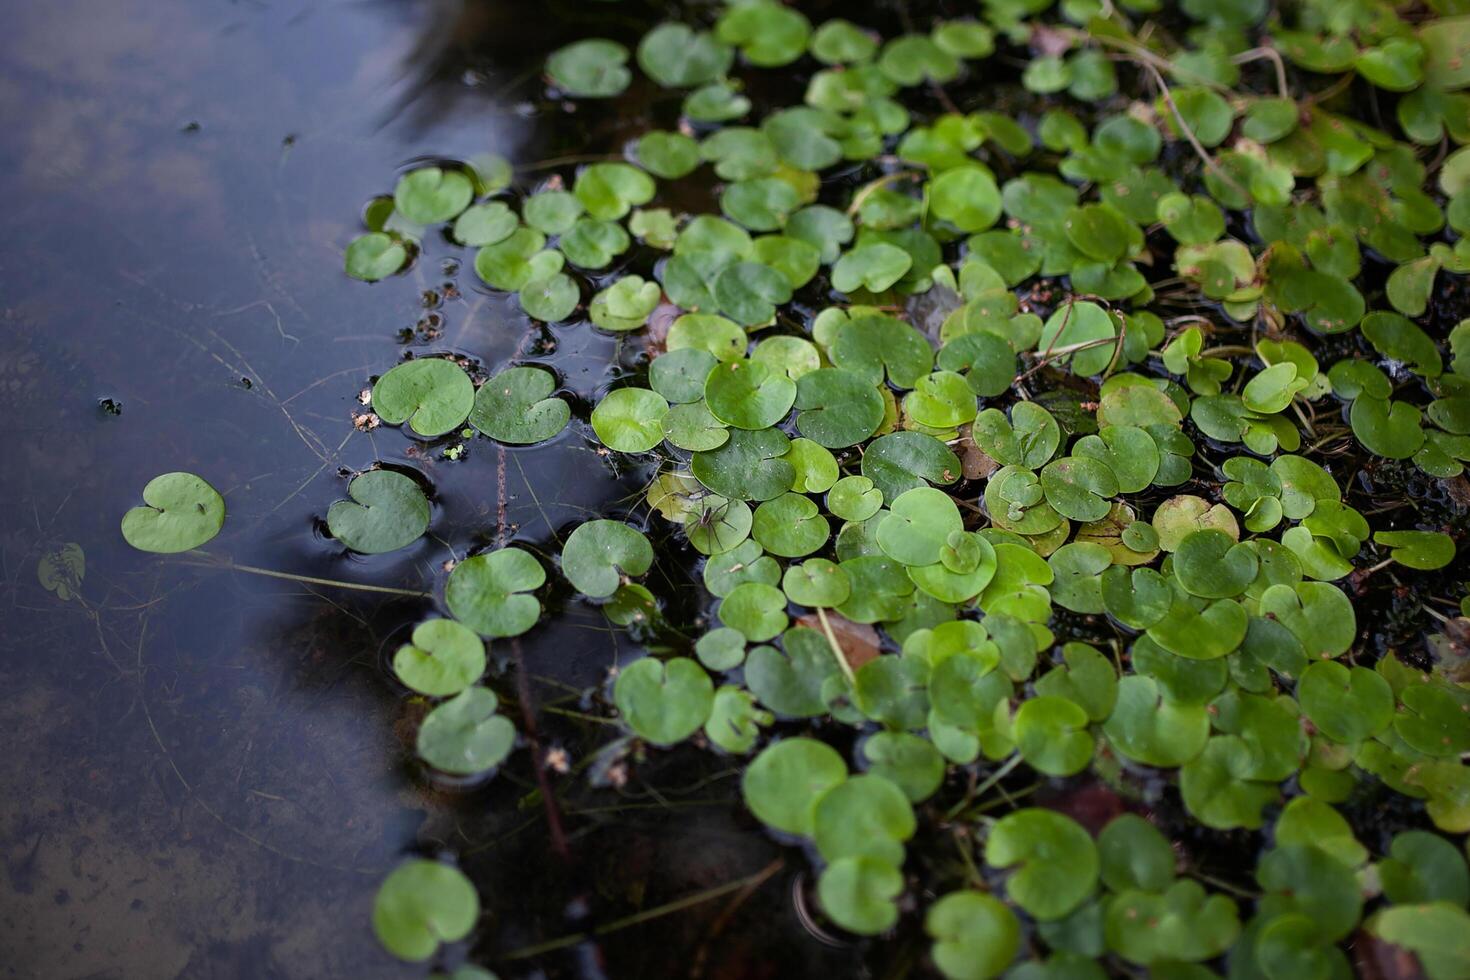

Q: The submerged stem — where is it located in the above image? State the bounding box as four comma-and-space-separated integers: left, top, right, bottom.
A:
501, 859, 785, 961
179, 554, 433, 598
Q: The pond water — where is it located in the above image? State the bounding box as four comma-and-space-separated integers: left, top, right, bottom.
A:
1, 0, 833, 975
8, 0, 1470, 977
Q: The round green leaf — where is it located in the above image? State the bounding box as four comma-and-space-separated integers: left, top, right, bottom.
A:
818, 856, 903, 935
326, 470, 430, 554
562, 520, 653, 598
546, 38, 631, 98
444, 548, 545, 638
813, 774, 915, 865
393, 618, 485, 696
452, 202, 517, 247
416, 687, 516, 775
742, 737, 847, 835
704, 359, 796, 429
373, 358, 475, 437
469, 366, 570, 444
393, 167, 474, 224
984, 808, 1099, 921
346, 232, 407, 281
591, 387, 669, 452
614, 656, 714, 746
120, 472, 226, 554
926, 891, 1020, 980
373, 860, 479, 961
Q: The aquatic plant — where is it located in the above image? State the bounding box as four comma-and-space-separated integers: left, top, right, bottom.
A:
123, 0, 1470, 975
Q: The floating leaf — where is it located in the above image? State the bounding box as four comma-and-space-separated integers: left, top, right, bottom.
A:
741, 737, 846, 835
373, 860, 479, 961
326, 470, 430, 554
393, 619, 485, 697
346, 233, 407, 281
546, 39, 631, 98
561, 520, 653, 598
467, 367, 568, 445
984, 809, 1099, 921
121, 472, 226, 554
926, 892, 1020, 980
417, 687, 516, 775
394, 167, 474, 224
373, 359, 475, 437
818, 856, 903, 935
444, 548, 544, 638
591, 387, 669, 452
614, 657, 714, 746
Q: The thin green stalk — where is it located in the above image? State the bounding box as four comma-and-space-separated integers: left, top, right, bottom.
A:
501, 859, 785, 961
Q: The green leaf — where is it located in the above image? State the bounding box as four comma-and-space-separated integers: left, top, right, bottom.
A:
452, 201, 517, 247
752, 493, 830, 558
574, 163, 655, 221
561, 520, 653, 598
373, 860, 479, 961
546, 38, 631, 98
1179, 736, 1277, 829
1373, 530, 1457, 570
984, 808, 1099, 921
591, 387, 669, 452
637, 23, 733, 88
1102, 674, 1210, 767
614, 656, 714, 746
704, 359, 796, 429
393, 619, 485, 696
715, 0, 810, 67
469, 366, 569, 444
742, 737, 847, 835
832, 243, 913, 293
444, 548, 544, 638
326, 470, 430, 554
346, 232, 407, 281
813, 774, 915, 865
373, 358, 475, 437
794, 368, 884, 448
417, 687, 516, 774
1104, 880, 1239, 965
1015, 696, 1094, 776
1371, 902, 1470, 979
930, 165, 1002, 232
393, 167, 474, 224
120, 472, 226, 554
1380, 831, 1470, 905
518, 273, 580, 322
1098, 814, 1175, 893
926, 891, 1021, 980
818, 856, 903, 935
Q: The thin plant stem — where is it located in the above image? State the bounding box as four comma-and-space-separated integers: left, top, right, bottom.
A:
501, 859, 785, 961
1144, 63, 1248, 200
179, 554, 432, 598
815, 606, 859, 688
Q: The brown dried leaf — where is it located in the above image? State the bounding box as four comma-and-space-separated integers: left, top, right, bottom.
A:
957, 422, 999, 481
643, 298, 680, 358
797, 611, 881, 671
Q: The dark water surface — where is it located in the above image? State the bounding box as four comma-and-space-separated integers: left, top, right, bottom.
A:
0, 1, 812, 976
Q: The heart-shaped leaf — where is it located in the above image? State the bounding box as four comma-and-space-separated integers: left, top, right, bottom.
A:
373, 358, 475, 437
444, 548, 544, 637
326, 470, 430, 554
416, 687, 516, 774
373, 860, 479, 961
393, 618, 485, 696
614, 656, 714, 746
121, 472, 226, 554
561, 520, 653, 598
